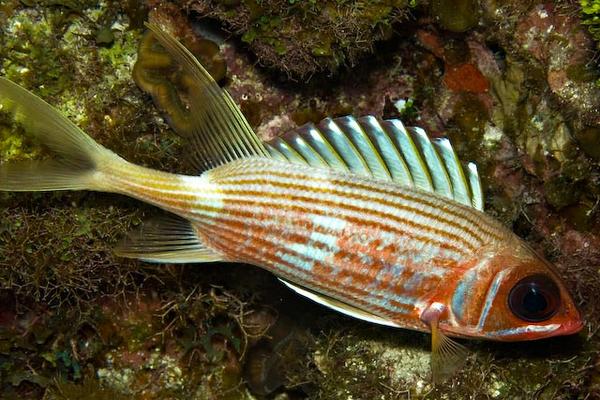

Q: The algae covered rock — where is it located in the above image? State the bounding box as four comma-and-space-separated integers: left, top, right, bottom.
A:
183, 0, 412, 78
431, 0, 480, 32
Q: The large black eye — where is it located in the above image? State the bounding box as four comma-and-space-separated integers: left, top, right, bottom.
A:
508, 274, 560, 322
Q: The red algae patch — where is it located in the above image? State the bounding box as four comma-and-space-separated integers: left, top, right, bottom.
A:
443, 63, 489, 93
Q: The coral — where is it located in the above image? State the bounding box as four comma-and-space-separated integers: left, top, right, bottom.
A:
183, 0, 411, 78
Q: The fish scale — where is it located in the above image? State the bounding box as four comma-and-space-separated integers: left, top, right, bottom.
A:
182, 158, 499, 328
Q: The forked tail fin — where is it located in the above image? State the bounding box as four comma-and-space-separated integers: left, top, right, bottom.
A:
0, 77, 119, 192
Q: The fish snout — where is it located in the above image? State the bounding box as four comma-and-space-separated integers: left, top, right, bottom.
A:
555, 318, 584, 337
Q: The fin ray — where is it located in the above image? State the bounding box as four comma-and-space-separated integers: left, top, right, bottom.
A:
0, 160, 93, 191
267, 115, 482, 209
431, 325, 469, 383
145, 23, 269, 171
278, 278, 401, 328
421, 303, 470, 383
0, 77, 116, 192
115, 214, 222, 263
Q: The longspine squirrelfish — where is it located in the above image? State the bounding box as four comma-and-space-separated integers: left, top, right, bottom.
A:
0, 23, 583, 382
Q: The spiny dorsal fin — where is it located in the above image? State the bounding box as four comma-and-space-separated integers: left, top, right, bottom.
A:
266, 115, 484, 210
115, 214, 222, 263
145, 23, 269, 171
141, 26, 483, 210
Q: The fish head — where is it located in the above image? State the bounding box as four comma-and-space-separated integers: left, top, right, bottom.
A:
447, 240, 583, 341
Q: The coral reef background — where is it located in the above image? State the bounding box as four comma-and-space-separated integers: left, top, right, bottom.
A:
1, 0, 600, 399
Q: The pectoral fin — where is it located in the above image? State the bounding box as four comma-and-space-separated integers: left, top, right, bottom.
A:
421, 303, 469, 383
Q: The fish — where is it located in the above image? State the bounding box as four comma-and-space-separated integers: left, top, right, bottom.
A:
0, 23, 583, 382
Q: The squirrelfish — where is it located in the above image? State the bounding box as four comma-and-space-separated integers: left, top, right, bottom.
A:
0, 24, 583, 381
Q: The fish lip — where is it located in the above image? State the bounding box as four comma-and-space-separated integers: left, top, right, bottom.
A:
476, 320, 584, 341
554, 319, 584, 337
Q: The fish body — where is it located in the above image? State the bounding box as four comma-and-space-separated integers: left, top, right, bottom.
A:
104, 155, 580, 342
0, 23, 583, 381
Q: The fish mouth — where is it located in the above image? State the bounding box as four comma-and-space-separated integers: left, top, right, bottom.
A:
481, 320, 583, 341
554, 319, 584, 337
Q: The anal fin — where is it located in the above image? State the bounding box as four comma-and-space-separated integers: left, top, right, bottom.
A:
278, 278, 401, 328
115, 214, 222, 264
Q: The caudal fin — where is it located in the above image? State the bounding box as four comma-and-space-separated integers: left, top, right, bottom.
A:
0, 77, 118, 191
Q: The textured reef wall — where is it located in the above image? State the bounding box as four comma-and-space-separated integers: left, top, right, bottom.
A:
1, 0, 600, 399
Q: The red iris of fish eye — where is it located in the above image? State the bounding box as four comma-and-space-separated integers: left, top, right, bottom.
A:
508, 274, 560, 322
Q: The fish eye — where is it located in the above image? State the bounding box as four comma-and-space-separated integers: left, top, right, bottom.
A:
508, 274, 560, 322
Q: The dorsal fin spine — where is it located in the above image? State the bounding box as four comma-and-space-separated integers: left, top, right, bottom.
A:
433, 138, 472, 206
383, 119, 434, 191
265, 143, 288, 161
305, 124, 349, 170
293, 135, 328, 167
467, 162, 483, 210
274, 137, 306, 163
320, 118, 370, 175
408, 126, 453, 199
358, 116, 414, 185
336, 116, 392, 181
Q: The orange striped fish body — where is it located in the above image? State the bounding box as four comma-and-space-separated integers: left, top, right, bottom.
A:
114, 156, 578, 342
193, 158, 494, 334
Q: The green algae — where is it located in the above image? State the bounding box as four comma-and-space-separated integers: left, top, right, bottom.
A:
544, 176, 583, 210
581, 0, 600, 57
193, 0, 411, 78
0, 204, 143, 306
431, 0, 480, 32
574, 126, 600, 161
448, 93, 489, 154
566, 63, 599, 83
46, 377, 129, 400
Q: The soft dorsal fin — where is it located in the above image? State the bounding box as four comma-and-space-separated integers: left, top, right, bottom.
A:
145, 23, 270, 171
278, 278, 401, 328
266, 115, 484, 210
